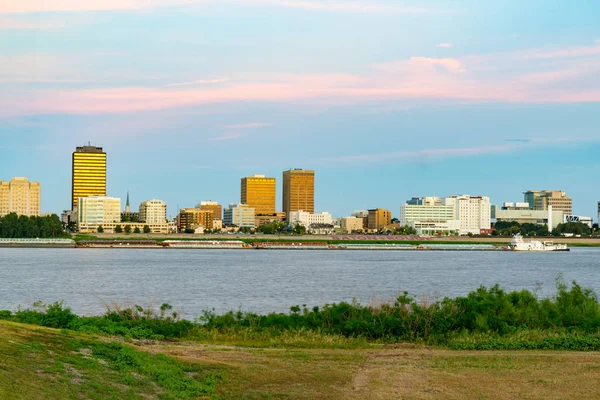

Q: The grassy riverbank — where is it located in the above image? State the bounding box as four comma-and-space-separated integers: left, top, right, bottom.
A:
3, 320, 600, 399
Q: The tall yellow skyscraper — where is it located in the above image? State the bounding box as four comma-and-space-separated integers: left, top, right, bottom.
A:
282, 169, 314, 219
72, 145, 106, 209
241, 175, 276, 215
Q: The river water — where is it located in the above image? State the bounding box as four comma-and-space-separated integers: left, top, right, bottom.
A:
1, 248, 599, 317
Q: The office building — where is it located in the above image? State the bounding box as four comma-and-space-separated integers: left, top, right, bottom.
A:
492, 203, 563, 231
282, 169, 314, 219
338, 217, 364, 233
367, 208, 391, 231
524, 190, 572, 215
177, 208, 214, 231
77, 196, 121, 233
223, 203, 255, 228
139, 199, 167, 224
241, 174, 276, 215
199, 201, 223, 221
449, 195, 491, 235
0, 177, 40, 217
255, 212, 286, 227
288, 210, 333, 228
400, 195, 490, 235
72, 145, 106, 209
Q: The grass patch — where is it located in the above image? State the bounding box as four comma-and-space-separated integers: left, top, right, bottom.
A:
0, 321, 222, 400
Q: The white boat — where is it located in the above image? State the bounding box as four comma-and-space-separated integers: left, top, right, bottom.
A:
509, 234, 569, 252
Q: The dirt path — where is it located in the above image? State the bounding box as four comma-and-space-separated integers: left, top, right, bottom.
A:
135, 341, 600, 399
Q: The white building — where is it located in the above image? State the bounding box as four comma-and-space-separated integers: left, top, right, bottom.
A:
139, 199, 167, 224
288, 210, 333, 228
492, 204, 564, 231
400, 195, 491, 235
77, 196, 121, 233
223, 203, 255, 228
351, 210, 369, 218
448, 195, 491, 235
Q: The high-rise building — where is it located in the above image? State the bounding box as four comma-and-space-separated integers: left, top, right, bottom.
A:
72, 145, 107, 209
367, 208, 392, 230
241, 174, 276, 215
223, 203, 255, 228
524, 190, 572, 215
77, 196, 121, 232
282, 169, 314, 219
449, 195, 491, 235
0, 177, 41, 217
139, 199, 167, 224
199, 201, 223, 221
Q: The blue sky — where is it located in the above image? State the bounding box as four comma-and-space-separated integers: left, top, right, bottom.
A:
1, 0, 599, 219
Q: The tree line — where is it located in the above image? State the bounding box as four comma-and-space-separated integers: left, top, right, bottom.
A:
493, 220, 596, 237
0, 213, 66, 238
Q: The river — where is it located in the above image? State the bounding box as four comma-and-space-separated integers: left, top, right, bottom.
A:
1, 248, 599, 317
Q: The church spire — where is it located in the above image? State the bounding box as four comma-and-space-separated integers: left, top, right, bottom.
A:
125, 190, 131, 213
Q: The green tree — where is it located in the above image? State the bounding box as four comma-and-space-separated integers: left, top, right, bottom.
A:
293, 224, 306, 235
97, 225, 104, 233
114, 224, 123, 233
124, 225, 132, 234
134, 227, 141, 234
143, 225, 151, 234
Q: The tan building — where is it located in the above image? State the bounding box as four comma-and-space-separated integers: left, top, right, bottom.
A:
530, 191, 572, 215
241, 174, 276, 215
199, 201, 222, 221
367, 208, 392, 230
139, 199, 167, 224
72, 146, 106, 209
77, 196, 121, 233
338, 217, 364, 233
282, 169, 314, 220
255, 212, 286, 227
0, 177, 40, 217
177, 208, 214, 231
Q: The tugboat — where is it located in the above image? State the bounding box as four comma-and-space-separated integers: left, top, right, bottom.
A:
509, 234, 569, 252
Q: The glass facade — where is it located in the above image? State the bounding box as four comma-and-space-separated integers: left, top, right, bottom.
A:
241, 175, 276, 215
72, 146, 107, 209
282, 169, 315, 219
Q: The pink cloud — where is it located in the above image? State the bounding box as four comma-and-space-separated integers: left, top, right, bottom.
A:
436, 43, 453, 48
3, 42, 600, 118
165, 78, 230, 87
0, 0, 449, 14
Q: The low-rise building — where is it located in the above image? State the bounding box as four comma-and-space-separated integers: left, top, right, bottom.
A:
177, 208, 214, 231
255, 212, 286, 227
288, 210, 333, 228
367, 208, 391, 231
77, 196, 121, 233
525, 190, 572, 215
338, 217, 364, 233
309, 223, 335, 235
492, 203, 564, 231
199, 201, 222, 222
223, 203, 255, 228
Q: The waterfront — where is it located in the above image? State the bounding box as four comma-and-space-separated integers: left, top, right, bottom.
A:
1, 248, 599, 317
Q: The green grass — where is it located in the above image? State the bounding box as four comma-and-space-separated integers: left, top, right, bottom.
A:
0, 321, 223, 400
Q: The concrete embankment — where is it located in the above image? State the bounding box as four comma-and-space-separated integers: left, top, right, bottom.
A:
0, 239, 75, 248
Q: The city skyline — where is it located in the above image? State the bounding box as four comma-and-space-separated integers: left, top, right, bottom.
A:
1, 1, 599, 217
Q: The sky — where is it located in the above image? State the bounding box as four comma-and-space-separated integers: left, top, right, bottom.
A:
1, 0, 600, 219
